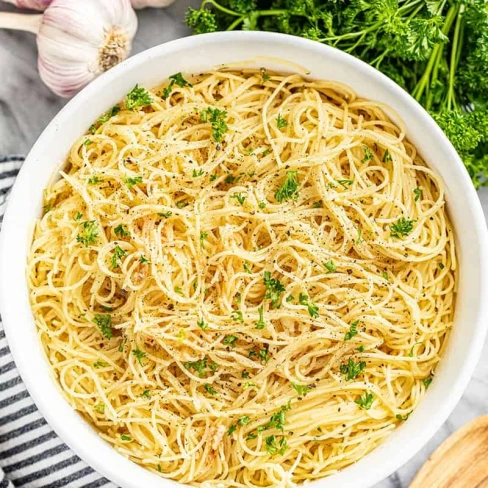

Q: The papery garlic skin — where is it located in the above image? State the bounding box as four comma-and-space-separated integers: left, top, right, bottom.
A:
3, 0, 52, 10
131, 0, 175, 8
37, 0, 137, 97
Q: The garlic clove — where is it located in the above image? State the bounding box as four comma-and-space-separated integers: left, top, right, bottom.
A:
131, 0, 175, 8
3, 0, 52, 10
37, 0, 137, 97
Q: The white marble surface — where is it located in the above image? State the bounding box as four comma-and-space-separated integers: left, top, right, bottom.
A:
0, 1, 487, 487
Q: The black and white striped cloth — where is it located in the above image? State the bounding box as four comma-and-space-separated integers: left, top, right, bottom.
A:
0, 156, 115, 488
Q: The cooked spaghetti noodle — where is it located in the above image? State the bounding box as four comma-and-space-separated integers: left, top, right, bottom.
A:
28, 69, 456, 487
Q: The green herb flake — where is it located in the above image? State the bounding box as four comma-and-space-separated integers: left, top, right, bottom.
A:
265, 435, 288, 456
197, 319, 208, 331
340, 358, 366, 380
200, 107, 228, 142
176, 201, 188, 209
132, 348, 147, 366
93, 314, 112, 339
111, 245, 126, 269
344, 320, 359, 341
275, 171, 299, 203
362, 145, 374, 163
231, 193, 246, 205
88, 175, 102, 185
243, 262, 253, 274
276, 113, 288, 129
158, 211, 172, 218
227, 424, 237, 435
422, 376, 433, 389
408, 341, 423, 357
121, 434, 132, 441
231, 310, 244, 323
264, 271, 286, 309
439, 263, 445, 269
93, 361, 108, 368
390, 217, 415, 238
223, 335, 238, 347
256, 305, 265, 329
239, 416, 251, 425
414, 188, 422, 201
323, 260, 336, 273
383, 150, 393, 162
114, 224, 130, 238
184, 358, 209, 377
89, 105, 120, 134
94, 403, 105, 413
192, 169, 204, 177
261, 68, 270, 83
357, 345, 365, 353
77, 220, 99, 247
139, 255, 150, 264
204, 384, 217, 395
142, 390, 150, 398
298, 293, 319, 318
200, 231, 208, 249
355, 391, 374, 410
258, 202, 267, 209
74, 212, 83, 221
124, 176, 143, 188
291, 383, 311, 396
337, 179, 353, 187
126, 85, 152, 110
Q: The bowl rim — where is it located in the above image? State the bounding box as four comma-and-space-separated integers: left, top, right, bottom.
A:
1, 30, 488, 488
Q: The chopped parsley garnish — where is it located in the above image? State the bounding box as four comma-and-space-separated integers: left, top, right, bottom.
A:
382, 271, 389, 281
264, 271, 286, 309
43, 203, 51, 214
260, 68, 270, 83
246, 432, 257, 440
89, 105, 120, 134
88, 175, 102, 185
390, 217, 415, 238
162, 72, 192, 99
230, 310, 243, 322
197, 319, 208, 331
227, 424, 237, 435
199, 231, 208, 249
139, 255, 150, 264
111, 245, 126, 269
355, 391, 374, 410
184, 357, 212, 377
291, 383, 311, 396
396, 413, 411, 421
256, 305, 265, 329
209, 174, 217, 182
132, 348, 147, 366
158, 211, 172, 218
275, 171, 299, 203
264, 403, 291, 431
276, 113, 288, 129
383, 149, 393, 162
200, 107, 228, 142
242, 371, 250, 378
357, 345, 365, 352
93, 314, 112, 339
142, 390, 150, 398
439, 263, 445, 269
258, 202, 267, 209
356, 228, 363, 244
231, 193, 246, 205
204, 384, 217, 395
258, 346, 270, 364
323, 260, 336, 273
362, 145, 373, 162
175, 286, 184, 295
124, 176, 143, 188
265, 435, 288, 456
298, 293, 319, 318
74, 212, 83, 221
344, 320, 359, 341
83, 139, 92, 146
422, 376, 433, 389
94, 403, 105, 413
223, 335, 238, 348
413, 187, 422, 201
93, 361, 108, 368
286, 295, 295, 303
126, 85, 152, 110
337, 179, 353, 187
239, 416, 251, 425
340, 358, 366, 380
77, 220, 99, 247
192, 169, 204, 177
120, 434, 132, 441
114, 224, 129, 237
243, 262, 253, 274
312, 200, 323, 208
176, 201, 188, 209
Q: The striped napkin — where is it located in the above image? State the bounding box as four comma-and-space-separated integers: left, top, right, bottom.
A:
0, 156, 115, 488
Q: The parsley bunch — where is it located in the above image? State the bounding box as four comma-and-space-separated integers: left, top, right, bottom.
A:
186, 0, 488, 187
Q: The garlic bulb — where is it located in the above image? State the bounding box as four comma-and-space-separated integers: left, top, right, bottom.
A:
2, 0, 52, 10
131, 0, 175, 8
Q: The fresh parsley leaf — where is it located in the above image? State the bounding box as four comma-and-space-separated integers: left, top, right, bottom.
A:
223, 335, 238, 347
264, 271, 286, 309
362, 145, 373, 162
340, 358, 366, 380
239, 416, 251, 425
93, 361, 108, 368
258, 201, 266, 209
357, 345, 365, 352
126, 85, 152, 110
227, 424, 237, 435
383, 150, 392, 162
176, 201, 188, 209
256, 305, 265, 329
291, 383, 311, 396
88, 176, 102, 185
439, 263, 445, 269
114, 224, 130, 237
275, 171, 299, 203
94, 403, 105, 413
89, 105, 120, 134
197, 319, 208, 330
408, 341, 423, 357
260, 68, 270, 83
120, 434, 132, 441
200, 107, 228, 142
158, 211, 172, 218
231, 193, 246, 205
142, 390, 150, 398
344, 320, 359, 341
298, 293, 319, 318
200, 231, 208, 249
231, 310, 243, 322
74, 212, 83, 221
132, 348, 147, 366
355, 391, 374, 410
390, 217, 415, 238
93, 314, 112, 339
111, 245, 126, 269
276, 113, 288, 129
243, 262, 253, 274
124, 176, 143, 188
337, 179, 353, 187
422, 376, 433, 389
396, 413, 411, 422
139, 255, 150, 264
192, 169, 204, 177
413, 188, 422, 201
265, 435, 288, 456
204, 384, 217, 395
258, 347, 270, 363
323, 260, 336, 273
77, 220, 99, 247
170, 72, 192, 88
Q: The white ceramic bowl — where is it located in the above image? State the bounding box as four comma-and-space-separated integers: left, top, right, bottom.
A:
1, 32, 487, 488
